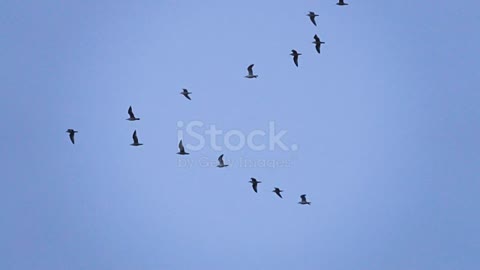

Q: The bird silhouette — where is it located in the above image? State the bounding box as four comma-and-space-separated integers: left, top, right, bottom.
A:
66, 129, 78, 144
307, 11, 319, 26
126, 106, 140, 121
298, 194, 311, 205
217, 154, 228, 168
245, 64, 258, 78
249, 178, 261, 193
313, 34, 325, 54
177, 140, 189, 155
337, 0, 348, 6
130, 130, 143, 146
181, 89, 192, 100
290, 50, 301, 67
273, 187, 283, 198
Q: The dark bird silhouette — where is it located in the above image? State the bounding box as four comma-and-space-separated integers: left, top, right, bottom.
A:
298, 194, 311, 205
66, 129, 78, 144
273, 187, 283, 198
313, 34, 325, 54
126, 106, 140, 121
245, 64, 258, 78
249, 178, 261, 193
290, 50, 301, 67
130, 130, 143, 146
337, 0, 348, 6
180, 89, 192, 100
307, 11, 319, 26
177, 140, 189, 155
217, 154, 228, 168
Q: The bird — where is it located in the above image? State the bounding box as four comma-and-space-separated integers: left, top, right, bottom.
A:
180, 89, 192, 100
66, 129, 78, 144
245, 64, 258, 78
217, 154, 228, 168
130, 130, 143, 146
177, 140, 189, 155
290, 50, 301, 67
313, 34, 325, 54
273, 187, 283, 198
249, 178, 261, 193
298, 194, 311, 205
126, 106, 140, 121
336, 0, 348, 6
307, 11, 318, 26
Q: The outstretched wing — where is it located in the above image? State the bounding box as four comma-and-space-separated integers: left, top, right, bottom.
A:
218, 154, 225, 166
69, 132, 75, 144
293, 55, 299, 67
178, 140, 185, 152
132, 130, 139, 144
247, 64, 254, 76
252, 183, 258, 193
310, 15, 317, 26
128, 106, 135, 118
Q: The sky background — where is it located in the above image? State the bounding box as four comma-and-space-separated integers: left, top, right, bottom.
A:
1, 1, 480, 269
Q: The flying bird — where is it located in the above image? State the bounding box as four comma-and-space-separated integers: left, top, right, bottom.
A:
177, 140, 189, 155
290, 50, 301, 67
66, 129, 78, 144
245, 64, 258, 78
130, 130, 143, 146
336, 0, 348, 6
313, 34, 325, 54
249, 178, 261, 193
217, 154, 228, 168
307, 11, 319, 26
126, 106, 140, 121
298, 194, 311, 205
273, 187, 283, 198
180, 89, 192, 100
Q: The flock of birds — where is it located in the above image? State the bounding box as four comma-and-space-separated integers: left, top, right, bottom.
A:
65, 1, 350, 206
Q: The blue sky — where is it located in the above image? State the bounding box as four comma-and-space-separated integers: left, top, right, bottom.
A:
1, 1, 479, 269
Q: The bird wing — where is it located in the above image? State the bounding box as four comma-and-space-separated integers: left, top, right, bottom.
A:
310, 16, 317, 26
293, 55, 299, 66
128, 106, 135, 118
316, 43, 320, 54
247, 64, 254, 76
132, 130, 139, 144
339, 0, 345, 4
69, 132, 75, 144
252, 183, 258, 193
178, 140, 185, 152
301, 194, 307, 202
185, 94, 191, 100
218, 154, 224, 166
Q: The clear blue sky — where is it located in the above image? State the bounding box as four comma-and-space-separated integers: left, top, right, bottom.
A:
1, 1, 479, 269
